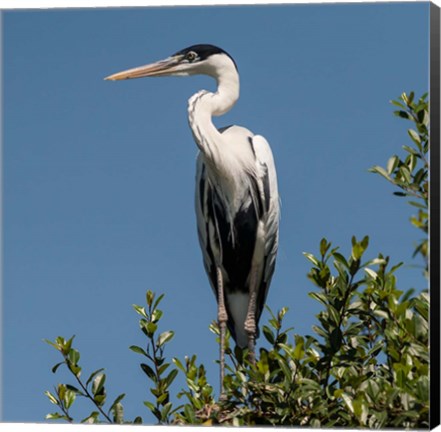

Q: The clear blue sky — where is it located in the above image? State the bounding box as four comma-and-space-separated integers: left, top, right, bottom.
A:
2, 2, 430, 423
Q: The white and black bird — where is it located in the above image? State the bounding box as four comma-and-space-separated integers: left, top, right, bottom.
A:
105, 44, 280, 393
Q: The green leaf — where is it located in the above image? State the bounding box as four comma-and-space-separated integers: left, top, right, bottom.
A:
46, 413, 69, 421
69, 363, 82, 377
312, 324, 328, 338
370, 165, 391, 181
422, 109, 429, 126
129, 345, 148, 356
112, 402, 124, 424
184, 404, 196, 423
402, 144, 419, 156
66, 384, 84, 396
62, 335, 75, 356
64, 389, 76, 409
44, 390, 59, 405
156, 393, 168, 405
153, 293, 165, 311
364, 267, 377, 279
44, 338, 61, 351
151, 309, 163, 323
93, 393, 106, 407
408, 200, 426, 209
208, 320, 220, 336
341, 392, 354, 414
172, 357, 186, 373
363, 257, 387, 267
148, 405, 161, 421
81, 411, 100, 424
332, 252, 349, 269
299, 378, 321, 391
394, 110, 412, 120
352, 243, 364, 261
309, 291, 328, 307
406, 153, 417, 172
390, 99, 406, 109
399, 166, 412, 183
278, 306, 289, 320
293, 335, 305, 360
146, 290, 155, 307
109, 393, 126, 412
68, 348, 80, 366
415, 376, 429, 401
143, 400, 156, 412
320, 238, 330, 257
262, 325, 275, 344
57, 384, 66, 401
413, 169, 427, 186
110, 395, 125, 424
361, 235, 369, 250
133, 304, 148, 318
157, 331, 174, 347
303, 251, 320, 266
51, 362, 64, 374
387, 155, 399, 174
165, 369, 178, 387
92, 373, 106, 396
146, 322, 158, 336
160, 401, 173, 422
141, 363, 157, 381
158, 363, 170, 376
86, 368, 105, 387
407, 129, 421, 145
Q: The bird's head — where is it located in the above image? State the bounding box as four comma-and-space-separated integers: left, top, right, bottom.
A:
104, 44, 238, 81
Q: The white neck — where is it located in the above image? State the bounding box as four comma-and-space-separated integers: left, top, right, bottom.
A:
187, 56, 240, 163
211, 66, 240, 116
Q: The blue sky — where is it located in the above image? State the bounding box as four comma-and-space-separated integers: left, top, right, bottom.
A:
2, 2, 430, 423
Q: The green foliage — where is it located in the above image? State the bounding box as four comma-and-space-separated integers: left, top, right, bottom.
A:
44, 336, 141, 424
45, 241, 429, 427
168, 237, 428, 427
45, 91, 429, 427
131, 290, 180, 423
370, 91, 429, 275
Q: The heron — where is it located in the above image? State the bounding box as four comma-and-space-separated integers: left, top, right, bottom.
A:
105, 44, 280, 394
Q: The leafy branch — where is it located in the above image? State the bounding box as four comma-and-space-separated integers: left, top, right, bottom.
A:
44, 336, 138, 424
130, 290, 180, 424
370, 91, 429, 273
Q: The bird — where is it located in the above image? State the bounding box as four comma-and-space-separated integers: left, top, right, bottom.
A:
105, 44, 280, 395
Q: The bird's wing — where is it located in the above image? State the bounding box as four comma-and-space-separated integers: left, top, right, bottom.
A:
195, 132, 279, 341
249, 134, 280, 321
195, 154, 218, 295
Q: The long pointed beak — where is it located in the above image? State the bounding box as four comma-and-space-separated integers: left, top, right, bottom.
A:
104, 56, 183, 81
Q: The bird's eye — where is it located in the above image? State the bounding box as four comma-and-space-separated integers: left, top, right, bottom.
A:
186, 51, 198, 62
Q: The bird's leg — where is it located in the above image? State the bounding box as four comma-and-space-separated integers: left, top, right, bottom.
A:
216, 266, 228, 399
244, 268, 258, 365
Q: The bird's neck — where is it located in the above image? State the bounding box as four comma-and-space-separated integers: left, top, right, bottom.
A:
211, 69, 240, 116
188, 70, 239, 163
